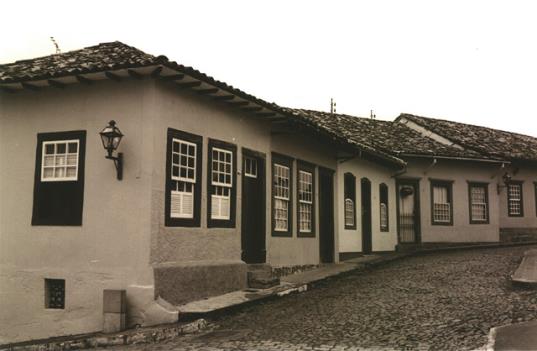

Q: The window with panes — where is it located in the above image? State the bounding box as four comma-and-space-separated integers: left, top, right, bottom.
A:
297, 162, 315, 236
32, 130, 86, 226
165, 128, 202, 227
272, 154, 293, 236
170, 138, 197, 218
507, 182, 523, 217
431, 180, 453, 225
41, 140, 79, 181
207, 140, 236, 228
469, 183, 489, 223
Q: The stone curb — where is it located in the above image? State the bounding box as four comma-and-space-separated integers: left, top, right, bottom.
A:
0, 319, 207, 351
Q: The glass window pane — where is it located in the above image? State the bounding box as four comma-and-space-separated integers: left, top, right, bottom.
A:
56, 143, 66, 154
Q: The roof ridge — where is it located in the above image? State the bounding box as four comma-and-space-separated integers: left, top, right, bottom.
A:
400, 113, 537, 141
1, 41, 152, 67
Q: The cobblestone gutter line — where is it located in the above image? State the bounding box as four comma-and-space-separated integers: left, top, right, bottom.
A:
0, 319, 207, 351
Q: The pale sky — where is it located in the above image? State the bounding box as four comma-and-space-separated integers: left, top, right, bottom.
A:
2, 0, 537, 136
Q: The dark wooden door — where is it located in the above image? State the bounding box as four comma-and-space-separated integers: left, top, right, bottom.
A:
241, 151, 266, 263
396, 179, 421, 244
361, 178, 372, 254
319, 167, 335, 263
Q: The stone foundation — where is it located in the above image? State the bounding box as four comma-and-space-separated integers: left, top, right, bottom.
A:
153, 260, 247, 306
272, 264, 318, 278
500, 228, 537, 243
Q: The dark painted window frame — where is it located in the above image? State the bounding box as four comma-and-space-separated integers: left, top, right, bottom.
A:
468, 181, 490, 225
430, 179, 454, 226
379, 183, 389, 232
297, 160, 316, 238
207, 138, 237, 228
271, 153, 294, 237
507, 180, 524, 217
534, 181, 537, 217
165, 128, 203, 227
32, 130, 86, 226
344, 172, 357, 230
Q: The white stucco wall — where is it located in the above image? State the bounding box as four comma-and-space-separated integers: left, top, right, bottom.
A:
402, 158, 501, 243
150, 83, 339, 268
499, 164, 537, 229
337, 157, 398, 254
0, 81, 155, 344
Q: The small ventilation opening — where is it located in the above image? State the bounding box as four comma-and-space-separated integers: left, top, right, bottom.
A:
45, 278, 65, 309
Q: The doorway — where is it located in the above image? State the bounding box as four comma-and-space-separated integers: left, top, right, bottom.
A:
241, 150, 266, 263
319, 167, 335, 263
361, 178, 372, 254
396, 179, 421, 244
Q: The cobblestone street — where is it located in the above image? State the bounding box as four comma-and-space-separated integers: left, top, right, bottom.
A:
105, 246, 537, 350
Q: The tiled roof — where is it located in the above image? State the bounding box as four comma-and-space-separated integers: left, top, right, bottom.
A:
0, 41, 282, 112
0, 42, 159, 83
0, 41, 405, 166
398, 114, 537, 162
285, 109, 490, 160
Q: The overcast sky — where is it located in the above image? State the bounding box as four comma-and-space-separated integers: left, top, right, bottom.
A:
2, 0, 536, 136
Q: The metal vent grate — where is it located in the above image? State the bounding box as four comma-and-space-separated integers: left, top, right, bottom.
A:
45, 278, 65, 309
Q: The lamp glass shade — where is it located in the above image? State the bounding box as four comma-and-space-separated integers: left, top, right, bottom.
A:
99, 120, 123, 153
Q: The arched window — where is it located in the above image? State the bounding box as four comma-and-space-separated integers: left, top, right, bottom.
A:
344, 173, 356, 229
379, 183, 389, 231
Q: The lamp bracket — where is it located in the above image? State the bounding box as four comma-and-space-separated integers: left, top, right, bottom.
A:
106, 153, 123, 180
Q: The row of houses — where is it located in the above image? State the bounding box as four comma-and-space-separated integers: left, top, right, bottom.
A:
1, 41, 537, 344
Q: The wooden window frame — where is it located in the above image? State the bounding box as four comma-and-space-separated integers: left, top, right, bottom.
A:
165, 128, 202, 227
344, 172, 356, 229
32, 130, 86, 226
468, 182, 490, 224
507, 180, 524, 217
207, 139, 237, 228
297, 160, 316, 238
430, 179, 454, 226
272, 153, 293, 237
379, 183, 389, 232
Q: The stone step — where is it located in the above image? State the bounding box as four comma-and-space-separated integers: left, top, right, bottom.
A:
247, 264, 280, 289
248, 275, 280, 289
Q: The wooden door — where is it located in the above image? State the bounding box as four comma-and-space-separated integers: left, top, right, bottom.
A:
241, 151, 266, 263
397, 180, 420, 244
361, 178, 372, 253
319, 167, 335, 263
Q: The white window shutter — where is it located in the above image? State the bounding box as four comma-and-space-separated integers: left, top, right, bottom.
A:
211, 195, 230, 220
171, 190, 194, 218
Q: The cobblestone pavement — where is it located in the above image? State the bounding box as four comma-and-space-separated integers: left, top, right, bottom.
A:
104, 246, 537, 350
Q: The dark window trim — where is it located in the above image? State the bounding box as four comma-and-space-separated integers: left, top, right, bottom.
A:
379, 183, 389, 232
207, 138, 237, 228
165, 128, 203, 227
297, 160, 316, 238
468, 182, 490, 224
271, 153, 293, 237
344, 172, 357, 230
430, 179, 454, 226
534, 181, 537, 217
32, 130, 86, 226
507, 180, 524, 217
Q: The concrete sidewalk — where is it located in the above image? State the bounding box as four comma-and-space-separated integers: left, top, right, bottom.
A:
178, 252, 408, 319
489, 321, 537, 351
487, 249, 537, 350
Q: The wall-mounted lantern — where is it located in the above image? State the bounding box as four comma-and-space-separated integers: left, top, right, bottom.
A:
497, 172, 512, 194
99, 120, 123, 180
